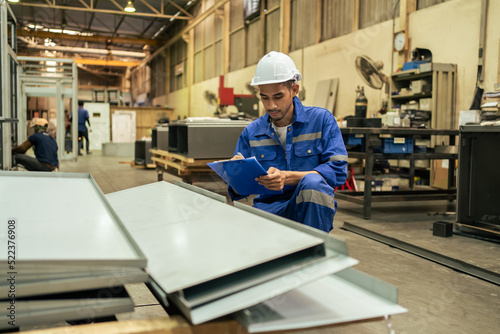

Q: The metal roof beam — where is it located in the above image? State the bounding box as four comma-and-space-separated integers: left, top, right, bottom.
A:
8, 2, 190, 20
163, 0, 193, 19
74, 59, 141, 67
17, 29, 159, 46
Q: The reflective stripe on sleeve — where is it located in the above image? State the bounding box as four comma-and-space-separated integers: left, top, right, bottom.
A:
328, 155, 348, 162
249, 139, 279, 147
292, 132, 322, 143
296, 189, 335, 209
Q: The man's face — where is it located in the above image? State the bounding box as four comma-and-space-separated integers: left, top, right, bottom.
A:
259, 82, 298, 126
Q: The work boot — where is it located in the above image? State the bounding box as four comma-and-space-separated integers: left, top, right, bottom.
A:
78, 151, 83, 156
86, 151, 92, 155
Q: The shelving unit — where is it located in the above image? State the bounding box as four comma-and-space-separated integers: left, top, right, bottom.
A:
390, 63, 457, 141
339, 127, 458, 219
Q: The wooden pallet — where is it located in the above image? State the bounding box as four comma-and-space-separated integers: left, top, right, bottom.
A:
150, 149, 224, 182
119, 161, 156, 169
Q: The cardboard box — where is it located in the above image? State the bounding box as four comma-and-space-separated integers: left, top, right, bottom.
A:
419, 98, 432, 111
430, 159, 453, 189
411, 80, 427, 94
459, 110, 481, 125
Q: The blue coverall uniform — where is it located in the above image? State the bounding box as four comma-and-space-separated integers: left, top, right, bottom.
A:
229, 96, 348, 232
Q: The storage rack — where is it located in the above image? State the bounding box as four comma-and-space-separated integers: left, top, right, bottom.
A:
389, 63, 457, 145
338, 127, 459, 219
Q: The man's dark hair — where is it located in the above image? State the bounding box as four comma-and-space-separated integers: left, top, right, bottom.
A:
78, 101, 84, 107
282, 80, 297, 90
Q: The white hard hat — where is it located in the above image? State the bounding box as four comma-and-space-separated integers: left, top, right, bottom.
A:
250, 51, 302, 86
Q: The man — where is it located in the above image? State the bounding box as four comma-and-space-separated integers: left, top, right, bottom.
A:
229, 51, 348, 233
77, 101, 91, 155
12, 118, 59, 172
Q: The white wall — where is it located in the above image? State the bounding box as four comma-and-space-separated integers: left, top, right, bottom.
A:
165, 0, 500, 123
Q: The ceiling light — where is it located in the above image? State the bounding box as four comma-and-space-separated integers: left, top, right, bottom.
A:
8, 0, 20, 3
124, 1, 136, 13
44, 38, 56, 47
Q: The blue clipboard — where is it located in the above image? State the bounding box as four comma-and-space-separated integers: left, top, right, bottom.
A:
207, 157, 283, 196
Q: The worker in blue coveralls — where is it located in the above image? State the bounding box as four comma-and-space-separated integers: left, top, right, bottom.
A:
229, 51, 348, 233
76, 101, 92, 156
12, 118, 59, 172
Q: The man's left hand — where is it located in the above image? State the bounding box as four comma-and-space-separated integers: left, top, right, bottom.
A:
256, 167, 286, 191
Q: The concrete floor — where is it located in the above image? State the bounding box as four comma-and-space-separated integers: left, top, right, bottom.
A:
22, 151, 500, 333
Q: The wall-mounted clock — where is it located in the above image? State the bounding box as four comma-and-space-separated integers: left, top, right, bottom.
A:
393, 31, 407, 52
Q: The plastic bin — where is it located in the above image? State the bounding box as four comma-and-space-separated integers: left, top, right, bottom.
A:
344, 134, 365, 152
381, 137, 413, 154
346, 134, 364, 146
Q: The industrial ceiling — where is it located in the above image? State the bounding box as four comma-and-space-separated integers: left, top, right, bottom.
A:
9, 0, 197, 65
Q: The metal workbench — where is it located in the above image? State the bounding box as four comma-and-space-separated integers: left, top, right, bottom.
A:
338, 127, 459, 219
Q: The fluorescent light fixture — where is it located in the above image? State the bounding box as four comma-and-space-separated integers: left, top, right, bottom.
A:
8, 0, 20, 3
47, 67, 57, 72
46, 61, 57, 66
152, 25, 166, 39
28, 24, 44, 29
169, 11, 180, 22
44, 38, 56, 47
124, 1, 136, 13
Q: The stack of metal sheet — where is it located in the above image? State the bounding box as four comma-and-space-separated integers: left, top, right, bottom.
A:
0, 172, 148, 330
107, 181, 405, 328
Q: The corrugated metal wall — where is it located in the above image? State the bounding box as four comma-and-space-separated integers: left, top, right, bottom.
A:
246, 19, 262, 66
230, 29, 245, 71
165, 0, 457, 93
151, 54, 166, 99
170, 39, 187, 93
230, 0, 245, 71
290, 0, 318, 51
322, 0, 353, 41
359, 0, 399, 29
266, 9, 280, 53
193, 3, 224, 83
418, 0, 451, 10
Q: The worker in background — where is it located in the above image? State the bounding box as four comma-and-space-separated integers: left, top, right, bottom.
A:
76, 101, 92, 156
229, 51, 348, 233
12, 118, 59, 172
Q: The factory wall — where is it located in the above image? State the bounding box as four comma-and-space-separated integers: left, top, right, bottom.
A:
408, 0, 498, 114
165, 0, 499, 123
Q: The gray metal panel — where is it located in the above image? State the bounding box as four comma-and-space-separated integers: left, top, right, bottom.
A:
168, 120, 249, 159
173, 179, 227, 203
0, 172, 147, 266
156, 126, 170, 151
174, 254, 357, 325
0, 292, 134, 330
236, 268, 407, 332
106, 181, 325, 294
0, 269, 148, 298
233, 201, 349, 256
